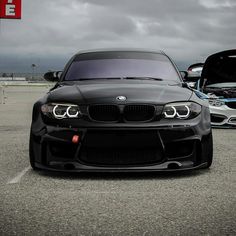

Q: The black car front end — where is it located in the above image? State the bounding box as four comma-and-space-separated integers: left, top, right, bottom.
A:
30, 50, 213, 172
30, 98, 212, 172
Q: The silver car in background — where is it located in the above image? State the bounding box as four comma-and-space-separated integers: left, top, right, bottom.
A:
197, 50, 236, 127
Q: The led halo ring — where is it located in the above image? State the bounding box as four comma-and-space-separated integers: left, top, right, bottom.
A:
164, 106, 177, 118
176, 105, 190, 119
66, 106, 79, 118
53, 105, 67, 119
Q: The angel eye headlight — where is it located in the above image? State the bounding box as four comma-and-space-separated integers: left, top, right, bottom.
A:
208, 99, 225, 107
163, 102, 201, 120
53, 105, 68, 119
66, 106, 79, 118
41, 103, 81, 119
164, 106, 176, 118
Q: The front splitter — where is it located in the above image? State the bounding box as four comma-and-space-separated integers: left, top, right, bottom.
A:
34, 161, 208, 173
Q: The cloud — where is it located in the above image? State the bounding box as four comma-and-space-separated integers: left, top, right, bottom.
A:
0, 0, 235, 72
198, 0, 236, 9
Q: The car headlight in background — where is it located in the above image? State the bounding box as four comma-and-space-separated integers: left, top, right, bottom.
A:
208, 99, 225, 107
41, 103, 82, 119
163, 102, 201, 119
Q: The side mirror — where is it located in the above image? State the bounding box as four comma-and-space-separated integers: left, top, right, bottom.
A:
44, 71, 62, 82
180, 71, 200, 89
185, 71, 201, 82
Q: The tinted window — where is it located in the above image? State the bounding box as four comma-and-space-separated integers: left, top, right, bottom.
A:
64, 52, 180, 81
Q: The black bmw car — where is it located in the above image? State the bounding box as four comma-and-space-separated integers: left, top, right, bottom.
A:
30, 49, 213, 172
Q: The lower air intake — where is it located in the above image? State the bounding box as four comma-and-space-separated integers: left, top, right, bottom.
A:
211, 114, 226, 123
79, 130, 163, 166
80, 148, 163, 166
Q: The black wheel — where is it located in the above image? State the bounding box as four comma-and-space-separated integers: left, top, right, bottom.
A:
202, 132, 213, 169
29, 133, 40, 171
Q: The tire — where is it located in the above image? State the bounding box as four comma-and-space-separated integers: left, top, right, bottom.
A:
202, 132, 213, 169
29, 133, 40, 171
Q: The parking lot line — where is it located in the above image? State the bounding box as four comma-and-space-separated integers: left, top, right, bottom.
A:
7, 166, 31, 184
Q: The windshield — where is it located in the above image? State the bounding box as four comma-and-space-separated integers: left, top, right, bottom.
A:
64, 52, 180, 82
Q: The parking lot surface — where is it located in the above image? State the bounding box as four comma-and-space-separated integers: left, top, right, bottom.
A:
0, 86, 235, 236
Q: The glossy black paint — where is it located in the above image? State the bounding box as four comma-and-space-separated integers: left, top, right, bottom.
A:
30, 49, 213, 172
47, 80, 193, 105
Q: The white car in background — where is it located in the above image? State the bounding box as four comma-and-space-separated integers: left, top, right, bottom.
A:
197, 49, 236, 127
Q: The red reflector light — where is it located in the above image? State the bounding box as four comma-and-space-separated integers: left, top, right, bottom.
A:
72, 135, 80, 144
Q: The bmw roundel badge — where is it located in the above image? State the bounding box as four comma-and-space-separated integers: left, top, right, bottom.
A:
116, 96, 127, 101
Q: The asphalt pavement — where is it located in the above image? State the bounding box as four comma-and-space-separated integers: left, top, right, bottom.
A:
0, 86, 235, 236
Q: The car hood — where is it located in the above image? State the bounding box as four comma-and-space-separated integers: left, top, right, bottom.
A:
47, 80, 193, 105
200, 49, 236, 86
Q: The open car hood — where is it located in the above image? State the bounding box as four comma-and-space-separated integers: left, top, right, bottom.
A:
200, 49, 236, 87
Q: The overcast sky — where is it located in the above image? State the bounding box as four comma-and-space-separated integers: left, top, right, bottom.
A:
0, 0, 235, 73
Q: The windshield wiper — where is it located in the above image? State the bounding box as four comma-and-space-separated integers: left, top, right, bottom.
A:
76, 77, 163, 81
122, 77, 163, 81
77, 77, 122, 81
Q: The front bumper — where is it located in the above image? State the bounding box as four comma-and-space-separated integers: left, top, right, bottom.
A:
30, 101, 212, 172
31, 120, 211, 172
209, 105, 236, 127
